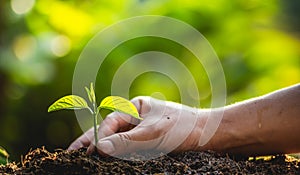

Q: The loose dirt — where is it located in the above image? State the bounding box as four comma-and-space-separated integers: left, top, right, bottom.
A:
0, 147, 299, 174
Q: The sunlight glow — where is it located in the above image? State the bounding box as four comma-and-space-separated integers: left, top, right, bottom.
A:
47, 1, 94, 37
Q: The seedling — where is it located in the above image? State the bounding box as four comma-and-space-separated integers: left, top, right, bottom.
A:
0, 146, 9, 165
48, 83, 142, 146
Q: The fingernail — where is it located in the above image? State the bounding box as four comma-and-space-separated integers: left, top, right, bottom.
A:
98, 141, 115, 155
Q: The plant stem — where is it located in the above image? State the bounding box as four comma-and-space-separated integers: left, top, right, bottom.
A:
93, 112, 98, 146
93, 101, 99, 146
87, 106, 99, 146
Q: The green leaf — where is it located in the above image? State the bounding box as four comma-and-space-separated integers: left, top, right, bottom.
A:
85, 82, 96, 104
99, 96, 142, 120
0, 146, 8, 158
48, 95, 89, 112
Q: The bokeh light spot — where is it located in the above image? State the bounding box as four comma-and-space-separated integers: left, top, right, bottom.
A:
13, 35, 37, 62
11, 0, 35, 15
51, 35, 71, 57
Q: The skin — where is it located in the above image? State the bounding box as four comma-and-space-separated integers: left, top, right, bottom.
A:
68, 84, 300, 156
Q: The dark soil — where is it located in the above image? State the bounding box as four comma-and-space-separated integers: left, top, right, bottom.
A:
0, 147, 299, 174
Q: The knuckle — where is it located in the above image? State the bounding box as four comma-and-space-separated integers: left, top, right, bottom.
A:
131, 96, 153, 114
131, 96, 151, 103
117, 133, 131, 147
118, 132, 132, 141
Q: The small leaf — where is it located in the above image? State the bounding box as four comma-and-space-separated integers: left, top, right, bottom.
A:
90, 83, 96, 104
85, 87, 92, 103
99, 96, 142, 120
48, 95, 89, 112
85, 83, 96, 104
0, 146, 8, 158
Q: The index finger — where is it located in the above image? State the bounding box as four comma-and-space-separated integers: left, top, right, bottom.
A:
86, 112, 139, 154
98, 111, 140, 139
68, 127, 94, 150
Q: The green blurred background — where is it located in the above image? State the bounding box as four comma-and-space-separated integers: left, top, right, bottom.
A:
0, 0, 299, 160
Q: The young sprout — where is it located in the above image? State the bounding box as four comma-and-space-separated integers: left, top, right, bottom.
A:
0, 146, 9, 165
48, 83, 142, 146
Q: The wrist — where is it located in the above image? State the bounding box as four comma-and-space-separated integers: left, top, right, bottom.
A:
174, 107, 209, 152
195, 109, 212, 151
194, 106, 245, 152
199, 103, 263, 155
181, 108, 214, 152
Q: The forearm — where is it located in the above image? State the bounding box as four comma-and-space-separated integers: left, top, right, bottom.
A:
203, 84, 300, 156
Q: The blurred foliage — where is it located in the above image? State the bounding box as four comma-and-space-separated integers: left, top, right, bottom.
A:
0, 0, 299, 160
0, 146, 9, 165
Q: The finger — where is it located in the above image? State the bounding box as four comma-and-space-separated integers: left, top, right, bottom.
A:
131, 96, 166, 119
96, 126, 163, 156
81, 97, 149, 154
131, 96, 150, 115
69, 97, 148, 152
98, 112, 139, 139
87, 112, 139, 154
68, 127, 94, 150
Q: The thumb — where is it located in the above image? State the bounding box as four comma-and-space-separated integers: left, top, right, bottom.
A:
96, 128, 163, 156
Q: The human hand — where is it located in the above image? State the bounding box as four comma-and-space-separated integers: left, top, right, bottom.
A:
68, 96, 209, 156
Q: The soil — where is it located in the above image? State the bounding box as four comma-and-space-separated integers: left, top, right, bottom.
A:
0, 147, 299, 174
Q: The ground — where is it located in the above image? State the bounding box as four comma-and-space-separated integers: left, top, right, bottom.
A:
0, 147, 299, 174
